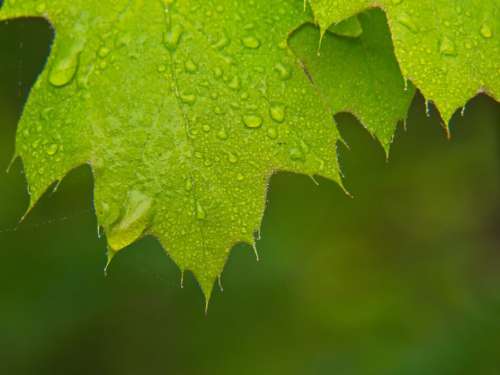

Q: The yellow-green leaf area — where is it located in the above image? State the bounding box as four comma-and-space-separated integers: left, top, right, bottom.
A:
308, 0, 500, 124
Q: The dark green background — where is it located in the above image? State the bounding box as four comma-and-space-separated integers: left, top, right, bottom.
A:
1, 17, 500, 375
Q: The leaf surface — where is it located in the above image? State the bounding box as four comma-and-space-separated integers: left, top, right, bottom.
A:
290, 9, 415, 151
308, 0, 500, 124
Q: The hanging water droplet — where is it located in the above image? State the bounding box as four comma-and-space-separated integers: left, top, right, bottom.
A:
107, 191, 154, 251
269, 103, 286, 123
243, 114, 263, 129
49, 39, 85, 87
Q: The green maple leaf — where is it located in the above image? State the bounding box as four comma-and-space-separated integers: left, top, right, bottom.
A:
0, 0, 413, 301
290, 9, 415, 151
308, 0, 500, 125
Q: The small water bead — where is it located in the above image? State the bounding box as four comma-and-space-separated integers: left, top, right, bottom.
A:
164, 24, 184, 51
480, 24, 492, 39
439, 36, 457, 56
217, 129, 228, 140
36, 3, 46, 12
98, 46, 110, 58
180, 93, 197, 104
267, 128, 278, 139
212, 31, 230, 49
196, 202, 206, 220
243, 114, 263, 129
242, 36, 261, 49
185, 59, 198, 73
228, 76, 241, 90
274, 63, 292, 80
269, 103, 285, 123
237, 173, 244, 181
228, 152, 238, 163
185, 178, 193, 191
289, 147, 305, 161
158, 64, 166, 73
202, 124, 211, 132
214, 67, 223, 78
398, 13, 419, 33
46, 143, 59, 156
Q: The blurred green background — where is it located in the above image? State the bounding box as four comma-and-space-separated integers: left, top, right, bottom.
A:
1, 17, 500, 375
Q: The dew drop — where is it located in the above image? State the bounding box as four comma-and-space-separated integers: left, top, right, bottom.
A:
398, 13, 419, 33
196, 202, 206, 220
269, 103, 286, 123
164, 24, 184, 51
212, 31, 230, 50
480, 24, 493, 39
241, 36, 261, 49
439, 36, 457, 56
228, 152, 238, 163
228, 76, 241, 90
274, 63, 292, 80
267, 128, 278, 139
185, 59, 198, 73
49, 39, 85, 87
217, 128, 228, 140
289, 147, 305, 161
185, 178, 193, 192
180, 93, 197, 104
98, 46, 110, 58
46, 143, 59, 156
108, 191, 154, 251
243, 114, 263, 129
